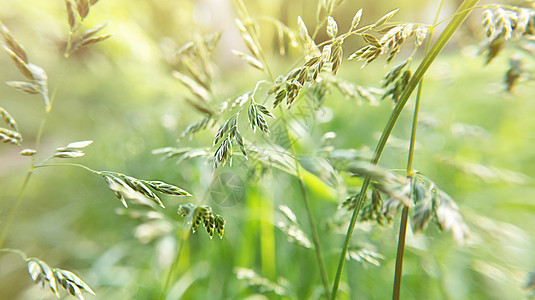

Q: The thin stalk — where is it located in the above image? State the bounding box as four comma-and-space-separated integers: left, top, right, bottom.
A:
0, 248, 29, 261
392, 1, 444, 298
330, 1, 479, 298
0, 171, 33, 248
297, 169, 331, 298
161, 231, 187, 300
391, 90, 421, 299
0, 105, 52, 248
0, 61, 65, 248
34, 163, 99, 174
405, 66, 428, 174
279, 109, 331, 298
392, 203, 411, 300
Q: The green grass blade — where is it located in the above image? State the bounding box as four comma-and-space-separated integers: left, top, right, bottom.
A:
330, 1, 480, 299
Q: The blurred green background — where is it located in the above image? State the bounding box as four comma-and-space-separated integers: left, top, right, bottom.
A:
1, 0, 534, 299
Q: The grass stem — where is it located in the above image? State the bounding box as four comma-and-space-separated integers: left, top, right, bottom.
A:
34, 162, 99, 174
330, 1, 479, 298
392, 1, 444, 298
0, 61, 65, 249
392, 204, 410, 300
0, 170, 33, 249
0, 248, 29, 261
0, 103, 52, 248
297, 168, 331, 299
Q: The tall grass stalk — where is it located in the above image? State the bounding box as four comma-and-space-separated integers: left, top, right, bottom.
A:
0, 70, 63, 248
392, 1, 444, 298
330, 0, 480, 298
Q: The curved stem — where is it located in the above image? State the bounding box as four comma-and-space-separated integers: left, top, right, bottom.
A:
392, 1, 444, 298
0, 59, 66, 248
34, 162, 99, 174
0, 248, 29, 261
0, 108, 50, 248
330, 1, 479, 298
